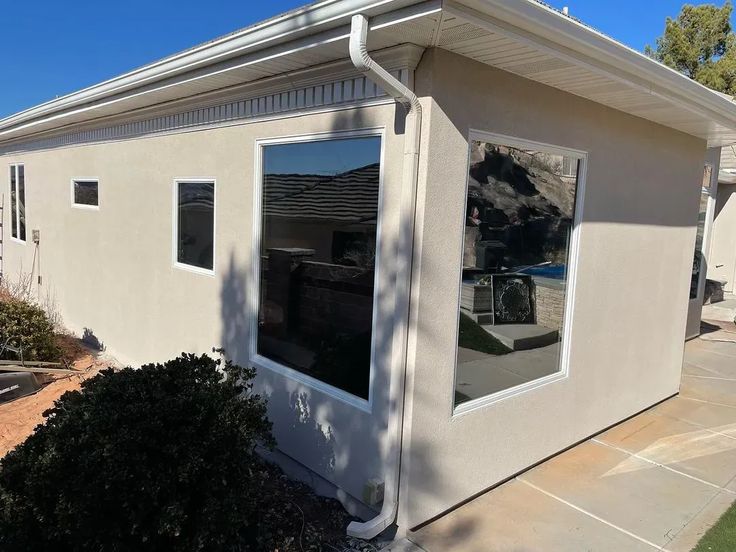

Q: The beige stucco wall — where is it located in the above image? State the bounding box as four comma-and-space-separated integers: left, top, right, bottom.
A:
399, 48, 705, 528
0, 103, 405, 509
709, 183, 736, 292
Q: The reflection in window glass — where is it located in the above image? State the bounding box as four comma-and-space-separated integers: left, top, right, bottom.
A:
9, 164, 25, 241
18, 165, 25, 242
690, 166, 712, 298
454, 140, 580, 407
176, 181, 215, 270
258, 136, 381, 400
9, 166, 17, 239
73, 180, 99, 206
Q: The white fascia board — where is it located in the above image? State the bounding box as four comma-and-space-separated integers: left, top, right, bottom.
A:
0, 0, 429, 135
450, 0, 736, 138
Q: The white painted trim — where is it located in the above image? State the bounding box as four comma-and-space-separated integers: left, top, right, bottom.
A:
250, 127, 386, 413
8, 162, 26, 244
444, 0, 736, 146
70, 177, 100, 210
0, 68, 411, 157
451, 130, 588, 418
171, 178, 217, 277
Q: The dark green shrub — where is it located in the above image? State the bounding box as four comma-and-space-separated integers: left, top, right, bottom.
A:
0, 354, 275, 551
0, 299, 60, 361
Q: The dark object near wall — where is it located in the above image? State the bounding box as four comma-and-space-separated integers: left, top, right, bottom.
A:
0, 372, 42, 404
492, 274, 535, 324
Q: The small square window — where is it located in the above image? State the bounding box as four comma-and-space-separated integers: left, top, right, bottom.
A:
72, 179, 99, 207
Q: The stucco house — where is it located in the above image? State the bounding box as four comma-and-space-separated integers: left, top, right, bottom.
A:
2, 0, 735, 537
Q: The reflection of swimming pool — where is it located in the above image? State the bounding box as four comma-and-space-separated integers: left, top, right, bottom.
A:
517, 264, 566, 280
462, 264, 567, 284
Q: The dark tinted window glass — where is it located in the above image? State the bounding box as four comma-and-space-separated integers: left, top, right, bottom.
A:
17, 165, 25, 241
455, 141, 580, 407
258, 136, 381, 399
74, 180, 99, 206
9, 166, 17, 239
177, 181, 214, 270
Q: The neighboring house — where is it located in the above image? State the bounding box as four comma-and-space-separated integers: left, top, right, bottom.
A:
707, 146, 736, 297
2, 0, 736, 537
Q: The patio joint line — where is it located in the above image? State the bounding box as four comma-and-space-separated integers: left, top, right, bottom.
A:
680, 396, 736, 411
686, 347, 736, 360
682, 374, 736, 381
644, 408, 736, 442
591, 439, 736, 495
660, 486, 731, 549
517, 478, 671, 551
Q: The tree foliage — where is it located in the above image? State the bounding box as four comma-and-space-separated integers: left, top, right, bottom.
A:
0, 299, 61, 361
646, 1, 736, 94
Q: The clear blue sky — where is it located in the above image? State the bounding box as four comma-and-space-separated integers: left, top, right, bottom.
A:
0, 0, 729, 119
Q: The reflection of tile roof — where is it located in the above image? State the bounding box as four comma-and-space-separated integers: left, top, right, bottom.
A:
264, 163, 379, 223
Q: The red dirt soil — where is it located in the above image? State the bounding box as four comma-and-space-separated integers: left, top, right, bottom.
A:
0, 353, 110, 457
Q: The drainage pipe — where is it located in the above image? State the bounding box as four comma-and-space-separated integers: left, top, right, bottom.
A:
347, 13, 422, 540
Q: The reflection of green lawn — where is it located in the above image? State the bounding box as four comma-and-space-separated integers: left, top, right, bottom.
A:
693, 500, 736, 552
458, 313, 512, 356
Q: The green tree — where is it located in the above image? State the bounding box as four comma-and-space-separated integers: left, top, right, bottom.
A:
646, 1, 736, 94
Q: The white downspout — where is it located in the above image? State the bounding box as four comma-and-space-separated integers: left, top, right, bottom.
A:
347, 13, 422, 540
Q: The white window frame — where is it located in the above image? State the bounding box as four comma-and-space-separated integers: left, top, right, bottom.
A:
9, 163, 26, 244
71, 177, 100, 210
452, 130, 588, 418
171, 178, 217, 276
250, 128, 386, 413
562, 156, 577, 178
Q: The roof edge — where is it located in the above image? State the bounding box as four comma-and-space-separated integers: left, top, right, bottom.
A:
0, 0, 419, 133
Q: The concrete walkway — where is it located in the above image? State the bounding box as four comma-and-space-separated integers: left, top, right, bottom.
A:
412, 338, 736, 551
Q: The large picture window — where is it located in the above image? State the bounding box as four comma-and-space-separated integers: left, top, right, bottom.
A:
9, 164, 26, 242
454, 135, 582, 408
174, 180, 215, 273
255, 135, 382, 401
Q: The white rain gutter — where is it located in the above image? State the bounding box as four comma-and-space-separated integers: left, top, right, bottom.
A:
347, 13, 422, 540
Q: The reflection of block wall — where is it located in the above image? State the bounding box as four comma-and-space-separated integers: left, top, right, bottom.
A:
535, 280, 565, 330
296, 262, 374, 336
263, 247, 374, 338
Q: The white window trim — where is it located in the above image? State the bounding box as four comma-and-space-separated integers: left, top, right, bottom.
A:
452, 130, 588, 418
171, 178, 217, 277
250, 127, 387, 413
70, 177, 100, 210
9, 163, 25, 244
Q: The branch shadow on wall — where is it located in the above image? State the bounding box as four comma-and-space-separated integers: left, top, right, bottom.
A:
217, 105, 448, 538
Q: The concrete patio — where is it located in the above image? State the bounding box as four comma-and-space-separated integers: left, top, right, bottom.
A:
411, 337, 736, 551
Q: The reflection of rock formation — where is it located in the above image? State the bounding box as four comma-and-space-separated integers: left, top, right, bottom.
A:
465, 143, 575, 267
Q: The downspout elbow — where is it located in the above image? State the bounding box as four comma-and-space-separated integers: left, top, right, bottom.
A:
346, 13, 422, 541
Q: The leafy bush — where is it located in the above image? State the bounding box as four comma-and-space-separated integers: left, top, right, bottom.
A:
0, 354, 276, 551
0, 299, 61, 361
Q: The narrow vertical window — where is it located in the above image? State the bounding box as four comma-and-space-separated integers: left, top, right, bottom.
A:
175, 180, 215, 272
256, 136, 382, 400
9, 166, 17, 239
18, 165, 25, 242
454, 138, 581, 408
9, 164, 25, 242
